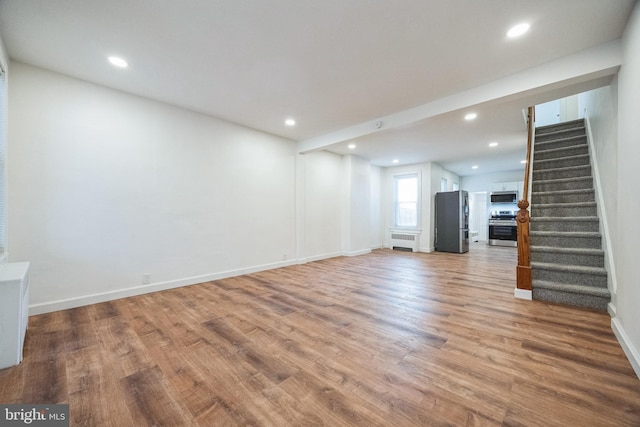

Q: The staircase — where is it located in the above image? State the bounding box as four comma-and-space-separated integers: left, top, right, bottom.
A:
529, 119, 610, 311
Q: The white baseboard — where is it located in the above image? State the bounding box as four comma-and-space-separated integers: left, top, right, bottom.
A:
514, 288, 532, 300
298, 251, 342, 264
342, 248, 372, 257
611, 316, 640, 379
28, 258, 297, 316
607, 301, 617, 318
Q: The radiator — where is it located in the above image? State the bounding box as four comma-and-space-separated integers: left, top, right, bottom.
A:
390, 233, 419, 252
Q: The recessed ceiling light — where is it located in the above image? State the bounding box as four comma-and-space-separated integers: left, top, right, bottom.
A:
507, 23, 530, 39
464, 113, 477, 121
285, 118, 296, 126
108, 56, 128, 68
489, 142, 498, 147
348, 143, 356, 149
392, 159, 399, 164
472, 165, 479, 169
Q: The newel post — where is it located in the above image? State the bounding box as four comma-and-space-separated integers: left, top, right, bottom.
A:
516, 199, 532, 290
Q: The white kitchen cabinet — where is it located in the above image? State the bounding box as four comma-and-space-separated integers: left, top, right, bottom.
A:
0, 262, 30, 369
490, 181, 519, 192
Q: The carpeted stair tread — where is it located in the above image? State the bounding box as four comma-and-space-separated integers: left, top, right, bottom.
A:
530, 232, 602, 249
532, 201, 597, 209
531, 245, 605, 267
532, 189, 594, 196
532, 164, 591, 175
530, 216, 598, 222
535, 135, 587, 146
535, 136, 588, 151
535, 119, 585, 133
532, 288, 609, 311
533, 154, 590, 169
533, 144, 588, 160
532, 176, 594, 192
530, 230, 601, 237
532, 280, 610, 297
531, 188, 596, 204
533, 176, 592, 185
531, 261, 607, 276
530, 245, 604, 256
535, 127, 586, 140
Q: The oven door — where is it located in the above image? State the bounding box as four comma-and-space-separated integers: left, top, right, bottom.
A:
488, 222, 517, 245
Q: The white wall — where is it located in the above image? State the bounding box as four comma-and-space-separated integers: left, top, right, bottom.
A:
0, 36, 7, 266
433, 164, 459, 192
369, 165, 382, 249
297, 150, 343, 262
299, 151, 377, 261
578, 83, 619, 308
8, 62, 298, 313
612, 0, 640, 378
536, 95, 581, 127
341, 154, 371, 256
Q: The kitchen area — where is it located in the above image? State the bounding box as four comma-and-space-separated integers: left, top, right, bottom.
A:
432, 175, 525, 251
488, 189, 519, 247
467, 179, 523, 248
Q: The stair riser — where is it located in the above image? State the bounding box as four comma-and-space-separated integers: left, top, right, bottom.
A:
531, 251, 604, 268
535, 136, 587, 151
533, 178, 593, 192
535, 128, 586, 142
534, 145, 589, 161
532, 288, 609, 311
530, 234, 601, 249
532, 268, 607, 288
530, 220, 600, 233
533, 166, 591, 180
533, 156, 590, 170
531, 192, 595, 204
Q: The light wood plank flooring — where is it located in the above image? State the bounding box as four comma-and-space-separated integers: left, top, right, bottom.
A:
1, 244, 639, 426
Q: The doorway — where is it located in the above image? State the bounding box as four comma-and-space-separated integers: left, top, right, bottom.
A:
468, 192, 488, 242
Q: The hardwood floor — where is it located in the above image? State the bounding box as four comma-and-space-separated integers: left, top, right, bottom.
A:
1, 244, 639, 426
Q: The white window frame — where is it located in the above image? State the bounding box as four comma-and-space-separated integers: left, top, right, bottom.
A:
392, 172, 421, 230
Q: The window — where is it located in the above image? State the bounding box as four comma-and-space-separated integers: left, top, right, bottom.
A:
452, 182, 459, 191
440, 177, 447, 192
393, 173, 419, 228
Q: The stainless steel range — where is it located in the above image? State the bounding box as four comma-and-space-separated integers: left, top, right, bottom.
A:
488, 209, 517, 247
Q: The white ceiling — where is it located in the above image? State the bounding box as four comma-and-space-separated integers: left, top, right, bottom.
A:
0, 0, 635, 176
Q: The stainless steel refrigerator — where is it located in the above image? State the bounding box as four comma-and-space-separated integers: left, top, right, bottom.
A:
435, 190, 469, 253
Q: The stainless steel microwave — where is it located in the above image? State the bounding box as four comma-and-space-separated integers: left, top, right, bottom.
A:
490, 191, 518, 204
